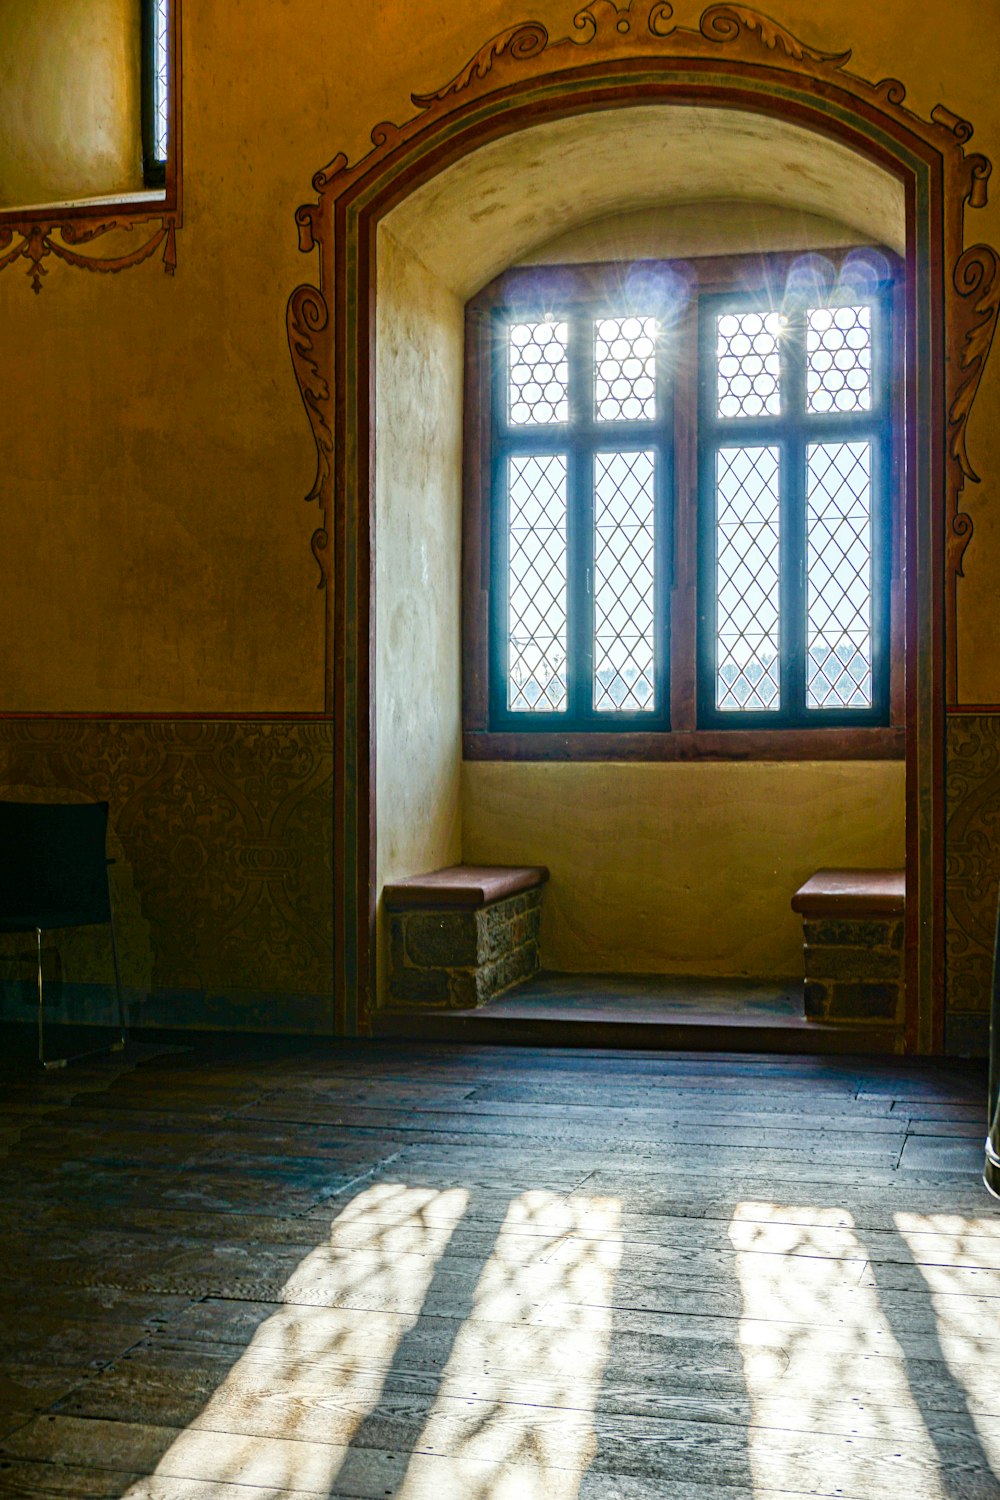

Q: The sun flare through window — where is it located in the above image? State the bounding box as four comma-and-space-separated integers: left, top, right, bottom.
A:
489, 296, 674, 730
698, 281, 892, 729
465, 252, 900, 754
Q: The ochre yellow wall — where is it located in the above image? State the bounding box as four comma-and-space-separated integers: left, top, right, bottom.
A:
375, 228, 464, 1002
454, 202, 905, 977
0, 0, 141, 208
463, 762, 906, 976
0, 0, 996, 715
0, 0, 996, 1018
524, 202, 871, 265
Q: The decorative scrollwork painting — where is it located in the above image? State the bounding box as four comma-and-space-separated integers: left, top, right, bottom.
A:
287, 0, 997, 1042
0, 217, 179, 296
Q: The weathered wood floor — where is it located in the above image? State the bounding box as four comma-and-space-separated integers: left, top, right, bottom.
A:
0, 1030, 997, 1499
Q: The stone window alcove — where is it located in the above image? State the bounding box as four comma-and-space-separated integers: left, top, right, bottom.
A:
287, 2, 998, 1046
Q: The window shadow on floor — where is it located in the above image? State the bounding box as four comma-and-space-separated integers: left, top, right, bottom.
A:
865, 1211, 1000, 1500
330, 1182, 628, 1499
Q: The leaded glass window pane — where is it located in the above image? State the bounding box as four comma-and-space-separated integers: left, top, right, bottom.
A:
715, 446, 781, 711
153, 0, 169, 162
507, 454, 568, 712
595, 317, 657, 421
594, 451, 656, 712
508, 321, 569, 426
807, 305, 872, 414
717, 311, 782, 419
806, 441, 873, 709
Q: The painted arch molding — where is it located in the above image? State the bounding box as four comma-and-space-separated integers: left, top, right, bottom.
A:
287, 0, 998, 1042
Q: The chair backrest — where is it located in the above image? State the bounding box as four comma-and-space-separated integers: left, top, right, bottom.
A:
0, 801, 112, 932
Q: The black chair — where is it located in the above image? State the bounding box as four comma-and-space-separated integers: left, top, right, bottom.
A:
0, 800, 127, 1068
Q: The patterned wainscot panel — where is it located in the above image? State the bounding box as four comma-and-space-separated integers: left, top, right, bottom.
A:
946, 712, 1000, 1055
0, 719, 333, 1033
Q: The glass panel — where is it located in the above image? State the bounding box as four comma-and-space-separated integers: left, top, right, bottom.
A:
806, 441, 873, 709
717, 311, 782, 419
593, 451, 656, 713
595, 316, 657, 421
508, 321, 569, 426
715, 446, 781, 712
507, 454, 568, 712
807, 305, 872, 414
153, 0, 169, 161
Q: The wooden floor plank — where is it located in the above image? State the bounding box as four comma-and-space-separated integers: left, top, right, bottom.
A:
0, 1031, 996, 1500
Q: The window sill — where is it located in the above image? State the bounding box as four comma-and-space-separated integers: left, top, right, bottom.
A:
0, 189, 170, 223
463, 726, 905, 762
0, 189, 167, 218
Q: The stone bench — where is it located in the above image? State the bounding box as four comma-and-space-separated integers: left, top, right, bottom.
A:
791, 867, 906, 1025
384, 864, 549, 1011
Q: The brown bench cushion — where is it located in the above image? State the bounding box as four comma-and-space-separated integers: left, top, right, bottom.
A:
791, 867, 905, 917
384, 864, 549, 911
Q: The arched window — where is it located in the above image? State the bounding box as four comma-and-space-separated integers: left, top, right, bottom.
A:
463, 247, 903, 756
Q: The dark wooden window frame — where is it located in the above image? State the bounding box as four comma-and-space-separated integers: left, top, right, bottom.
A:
0, 0, 181, 293
696, 280, 894, 731
141, 0, 169, 189
463, 249, 905, 763
488, 295, 674, 733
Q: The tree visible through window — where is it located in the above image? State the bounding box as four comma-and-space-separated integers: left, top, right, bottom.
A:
465, 250, 899, 750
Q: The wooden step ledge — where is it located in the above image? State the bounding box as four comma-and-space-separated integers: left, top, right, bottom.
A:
384, 863, 549, 911
791, 866, 905, 917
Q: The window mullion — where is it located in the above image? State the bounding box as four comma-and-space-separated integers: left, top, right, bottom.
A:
782, 311, 807, 720
489, 439, 510, 727
566, 311, 593, 724
873, 292, 893, 722
869, 429, 890, 721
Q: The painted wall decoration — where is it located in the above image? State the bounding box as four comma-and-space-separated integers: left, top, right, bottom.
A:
1, 0, 997, 1046
287, 0, 998, 1044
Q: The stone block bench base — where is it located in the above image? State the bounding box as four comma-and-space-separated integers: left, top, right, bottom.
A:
384, 865, 549, 1011
791, 868, 905, 1025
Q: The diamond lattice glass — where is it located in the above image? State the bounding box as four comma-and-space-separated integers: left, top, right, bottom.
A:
806, 442, 873, 709
508, 321, 569, 426
715, 446, 781, 711
154, 0, 169, 161
593, 451, 656, 712
507, 454, 568, 712
595, 317, 657, 421
717, 311, 782, 419
807, 305, 872, 414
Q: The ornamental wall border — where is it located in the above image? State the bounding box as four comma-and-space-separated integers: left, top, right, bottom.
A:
288, 0, 997, 705
286, 0, 996, 1043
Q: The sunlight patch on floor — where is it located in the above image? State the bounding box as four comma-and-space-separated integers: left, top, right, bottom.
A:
730, 1200, 946, 1497
121, 1182, 469, 1498
390, 1190, 624, 1500
893, 1211, 1000, 1477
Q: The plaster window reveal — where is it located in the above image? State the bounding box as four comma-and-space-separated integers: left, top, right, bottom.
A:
285, 0, 999, 1043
